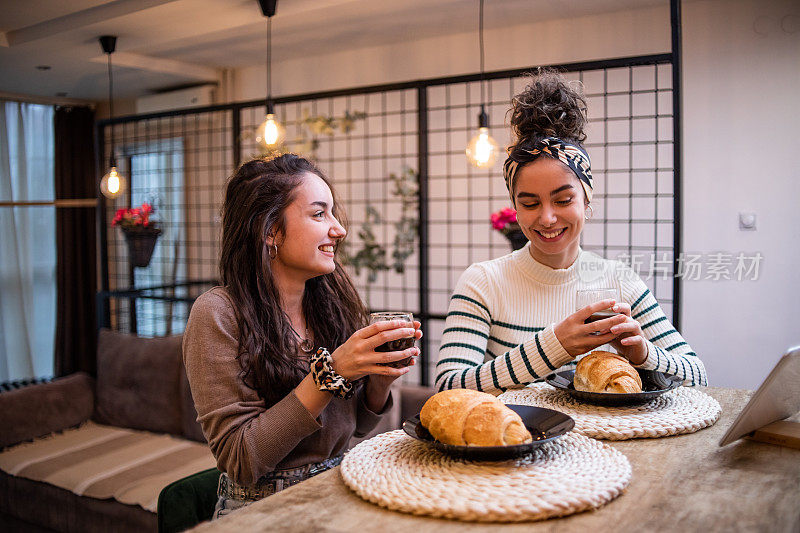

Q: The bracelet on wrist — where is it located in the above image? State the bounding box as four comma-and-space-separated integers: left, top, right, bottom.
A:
310, 347, 355, 399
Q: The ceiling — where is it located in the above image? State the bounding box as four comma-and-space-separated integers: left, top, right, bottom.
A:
0, 0, 666, 102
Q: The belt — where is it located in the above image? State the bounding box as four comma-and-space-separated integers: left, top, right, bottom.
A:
217, 455, 343, 502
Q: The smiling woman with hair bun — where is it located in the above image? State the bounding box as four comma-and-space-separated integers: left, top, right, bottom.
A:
434, 68, 706, 395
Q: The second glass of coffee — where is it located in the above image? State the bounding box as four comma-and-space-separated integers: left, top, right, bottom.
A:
576, 288, 620, 335
369, 312, 415, 368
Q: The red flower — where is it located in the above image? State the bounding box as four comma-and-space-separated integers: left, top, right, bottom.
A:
490, 207, 522, 237
500, 207, 517, 223
109, 203, 159, 231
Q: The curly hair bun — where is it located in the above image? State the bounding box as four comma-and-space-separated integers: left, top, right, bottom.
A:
509, 67, 588, 146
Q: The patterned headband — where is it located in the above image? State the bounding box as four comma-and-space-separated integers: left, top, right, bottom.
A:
502, 136, 593, 205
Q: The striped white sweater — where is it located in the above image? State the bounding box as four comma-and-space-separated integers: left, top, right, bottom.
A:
435, 245, 707, 394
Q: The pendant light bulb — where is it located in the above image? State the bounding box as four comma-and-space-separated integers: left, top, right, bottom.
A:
467, 107, 499, 168
466, 0, 498, 169
255, 4, 284, 153
466, 126, 499, 168
99, 35, 127, 199
256, 113, 286, 149
100, 166, 126, 199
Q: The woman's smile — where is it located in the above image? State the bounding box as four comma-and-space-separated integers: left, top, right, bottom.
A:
533, 227, 567, 242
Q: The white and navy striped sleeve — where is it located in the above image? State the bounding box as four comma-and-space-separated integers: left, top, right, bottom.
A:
618, 266, 708, 386
434, 264, 572, 395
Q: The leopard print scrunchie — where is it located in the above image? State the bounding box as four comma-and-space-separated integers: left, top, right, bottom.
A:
311, 347, 355, 399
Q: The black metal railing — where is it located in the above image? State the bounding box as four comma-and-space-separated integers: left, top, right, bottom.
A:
97, 53, 680, 387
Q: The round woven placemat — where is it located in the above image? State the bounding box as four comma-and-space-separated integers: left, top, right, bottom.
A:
498, 384, 721, 440
341, 430, 631, 522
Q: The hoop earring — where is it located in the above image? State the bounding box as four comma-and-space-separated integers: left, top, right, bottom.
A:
268, 243, 278, 259
584, 205, 593, 220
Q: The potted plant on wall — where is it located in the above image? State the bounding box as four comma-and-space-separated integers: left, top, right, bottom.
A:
112, 203, 162, 268
491, 207, 528, 250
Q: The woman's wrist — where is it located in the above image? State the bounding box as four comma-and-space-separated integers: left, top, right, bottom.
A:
626, 341, 649, 365
294, 373, 334, 419
364, 375, 392, 413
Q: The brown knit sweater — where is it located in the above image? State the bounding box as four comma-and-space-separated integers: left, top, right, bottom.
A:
182, 287, 390, 486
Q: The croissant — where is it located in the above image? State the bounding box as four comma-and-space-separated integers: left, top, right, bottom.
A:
574, 350, 643, 394
419, 389, 532, 446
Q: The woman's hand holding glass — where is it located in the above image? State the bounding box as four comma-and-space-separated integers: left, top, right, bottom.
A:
554, 299, 628, 357
607, 302, 648, 365
330, 320, 422, 381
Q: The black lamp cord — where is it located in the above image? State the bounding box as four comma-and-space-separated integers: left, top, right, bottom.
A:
479, 0, 485, 112
477, 0, 489, 127
107, 51, 115, 168
266, 16, 273, 114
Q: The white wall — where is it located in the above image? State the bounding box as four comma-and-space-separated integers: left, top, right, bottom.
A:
232, 4, 670, 101
680, 0, 800, 389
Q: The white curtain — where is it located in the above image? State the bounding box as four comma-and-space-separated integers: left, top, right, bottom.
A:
0, 101, 56, 381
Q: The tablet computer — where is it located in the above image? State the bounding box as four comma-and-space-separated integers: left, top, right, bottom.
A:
719, 345, 800, 446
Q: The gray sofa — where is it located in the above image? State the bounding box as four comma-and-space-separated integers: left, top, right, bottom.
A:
0, 330, 204, 532
0, 329, 434, 532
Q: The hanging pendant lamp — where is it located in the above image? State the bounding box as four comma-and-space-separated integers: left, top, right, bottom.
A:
465, 0, 499, 169
255, 0, 286, 151
99, 35, 127, 199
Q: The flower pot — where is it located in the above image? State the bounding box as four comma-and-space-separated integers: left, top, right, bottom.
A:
505, 230, 528, 251
123, 229, 161, 268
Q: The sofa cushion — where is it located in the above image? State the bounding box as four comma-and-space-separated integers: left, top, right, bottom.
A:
94, 329, 183, 435
0, 372, 94, 449
0, 471, 156, 533
0, 421, 216, 513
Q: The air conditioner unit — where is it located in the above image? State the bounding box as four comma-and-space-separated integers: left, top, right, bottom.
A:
136, 84, 216, 114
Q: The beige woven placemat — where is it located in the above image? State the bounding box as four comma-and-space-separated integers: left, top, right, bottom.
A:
498, 384, 721, 440
341, 430, 631, 522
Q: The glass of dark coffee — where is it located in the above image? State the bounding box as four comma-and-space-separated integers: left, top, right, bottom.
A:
370, 312, 415, 368
576, 288, 620, 335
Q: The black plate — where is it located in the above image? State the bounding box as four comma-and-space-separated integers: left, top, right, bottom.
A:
402, 404, 574, 461
545, 369, 682, 406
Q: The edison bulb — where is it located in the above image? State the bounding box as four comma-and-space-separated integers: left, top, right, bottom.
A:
466, 127, 500, 168
100, 166, 126, 199
256, 113, 286, 149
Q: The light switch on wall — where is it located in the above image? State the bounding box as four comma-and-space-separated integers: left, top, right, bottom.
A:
739, 212, 757, 231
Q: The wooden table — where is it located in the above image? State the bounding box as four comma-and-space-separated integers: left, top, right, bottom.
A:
192, 388, 800, 532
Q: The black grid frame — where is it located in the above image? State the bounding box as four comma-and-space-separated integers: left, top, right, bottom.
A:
97, 52, 681, 387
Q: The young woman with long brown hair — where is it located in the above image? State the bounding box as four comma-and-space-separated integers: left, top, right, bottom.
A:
183, 154, 421, 517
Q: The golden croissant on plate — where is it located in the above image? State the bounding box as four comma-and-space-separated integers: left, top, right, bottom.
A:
419, 389, 532, 446
574, 350, 643, 394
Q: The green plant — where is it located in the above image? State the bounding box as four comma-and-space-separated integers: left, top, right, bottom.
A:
339, 206, 389, 282
340, 167, 419, 283
251, 109, 367, 159
302, 109, 367, 136
389, 167, 419, 273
